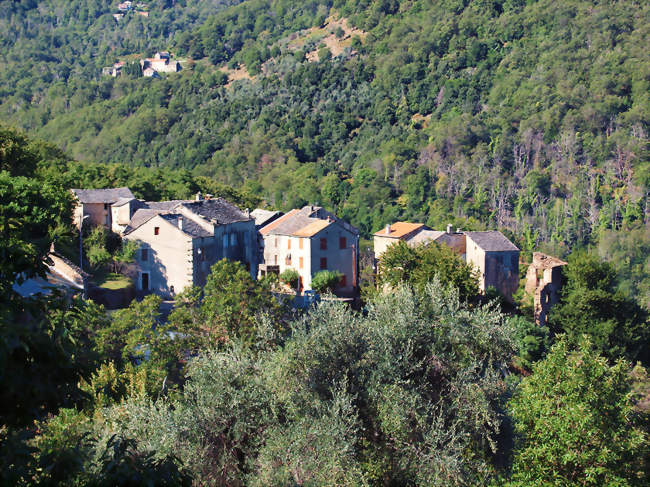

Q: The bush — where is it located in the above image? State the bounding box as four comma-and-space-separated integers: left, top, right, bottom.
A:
279, 268, 300, 289
311, 270, 343, 293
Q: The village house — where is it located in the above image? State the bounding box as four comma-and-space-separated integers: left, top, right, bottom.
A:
140, 52, 181, 75
72, 187, 136, 231
258, 206, 359, 296
374, 222, 520, 301
122, 197, 258, 297
102, 61, 125, 77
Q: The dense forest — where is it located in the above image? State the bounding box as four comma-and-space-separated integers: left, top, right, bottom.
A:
1, 0, 649, 484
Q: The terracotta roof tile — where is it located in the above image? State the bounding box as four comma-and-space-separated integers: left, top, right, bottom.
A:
374, 222, 425, 239
292, 219, 331, 237
260, 209, 300, 235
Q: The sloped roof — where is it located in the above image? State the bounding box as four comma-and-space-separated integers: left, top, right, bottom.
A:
123, 209, 164, 234
112, 197, 136, 207
259, 206, 356, 238
292, 219, 332, 237
179, 198, 250, 224
407, 229, 445, 244
251, 209, 282, 227
260, 209, 300, 236
159, 214, 212, 238
374, 222, 425, 239
531, 252, 567, 269
465, 231, 519, 252
72, 187, 134, 204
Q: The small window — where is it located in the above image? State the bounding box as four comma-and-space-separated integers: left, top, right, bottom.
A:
320, 238, 327, 250
340, 274, 347, 287
320, 257, 327, 269
230, 233, 237, 246
299, 239, 303, 250
339, 237, 346, 249
244, 232, 250, 244
275, 237, 278, 248
287, 239, 291, 250
154, 227, 160, 235
104, 203, 109, 210
223, 234, 229, 249
299, 256, 303, 269
274, 255, 278, 265
141, 248, 148, 261
285, 255, 292, 265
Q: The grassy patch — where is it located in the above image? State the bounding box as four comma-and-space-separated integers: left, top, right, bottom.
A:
94, 271, 133, 290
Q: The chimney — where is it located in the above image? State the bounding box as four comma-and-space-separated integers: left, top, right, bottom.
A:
178, 217, 183, 231
446, 223, 452, 234
245, 208, 250, 218
385, 224, 391, 235
456, 228, 461, 234
195, 191, 202, 201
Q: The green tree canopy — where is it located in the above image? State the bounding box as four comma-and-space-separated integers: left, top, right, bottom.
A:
378, 240, 479, 301
508, 337, 650, 486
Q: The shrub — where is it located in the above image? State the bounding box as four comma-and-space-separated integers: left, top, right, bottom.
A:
279, 268, 300, 289
311, 270, 343, 293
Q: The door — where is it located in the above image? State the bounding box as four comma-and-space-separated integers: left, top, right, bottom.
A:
141, 272, 149, 291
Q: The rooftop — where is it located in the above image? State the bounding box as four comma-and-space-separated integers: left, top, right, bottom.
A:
72, 187, 134, 204
374, 222, 425, 239
260, 205, 357, 238
465, 231, 519, 252
251, 208, 282, 227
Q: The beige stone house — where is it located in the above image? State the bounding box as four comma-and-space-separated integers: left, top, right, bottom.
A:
122, 198, 258, 297
72, 187, 135, 231
141, 52, 181, 74
258, 206, 360, 296
374, 222, 520, 301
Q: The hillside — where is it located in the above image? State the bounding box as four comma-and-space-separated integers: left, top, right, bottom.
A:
1, 1, 648, 256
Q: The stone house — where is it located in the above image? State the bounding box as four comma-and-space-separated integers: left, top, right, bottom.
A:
464, 231, 519, 299
141, 53, 181, 74
122, 198, 258, 297
71, 187, 135, 231
525, 252, 568, 325
258, 206, 359, 296
374, 222, 520, 301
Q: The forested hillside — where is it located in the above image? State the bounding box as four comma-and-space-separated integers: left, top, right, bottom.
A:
1, 0, 648, 294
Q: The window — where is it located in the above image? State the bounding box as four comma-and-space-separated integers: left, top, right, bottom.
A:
274, 255, 278, 265
287, 239, 291, 250
154, 227, 160, 235
230, 233, 237, 246
244, 232, 250, 244
285, 254, 292, 265
141, 248, 148, 261
140, 272, 149, 291
320, 238, 327, 250
320, 257, 327, 269
223, 234, 229, 249
299, 256, 303, 269
104, 203, 109, 210
339, 236, 346, 249
299, 238, 303, 250
340, 274, 347, 287
275, 238, 278, 248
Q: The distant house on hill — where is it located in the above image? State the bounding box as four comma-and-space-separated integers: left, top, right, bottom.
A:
122, 196, 258, 297
102, 61, 125, 77
140, 52, 180, 75
258, 205, 359, 296
374, 222, 520, 301
71, 187, 135, 232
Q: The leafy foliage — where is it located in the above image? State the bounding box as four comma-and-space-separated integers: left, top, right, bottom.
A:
508, 337, 650, 486
378, 240, 479, 301
311, 269, 344, 293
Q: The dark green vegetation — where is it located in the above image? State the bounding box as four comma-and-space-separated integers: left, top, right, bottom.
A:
1, 0, 648, 251
1, 1, 649, 484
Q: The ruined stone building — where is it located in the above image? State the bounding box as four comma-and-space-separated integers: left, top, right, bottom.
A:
525, 252, 568, 326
